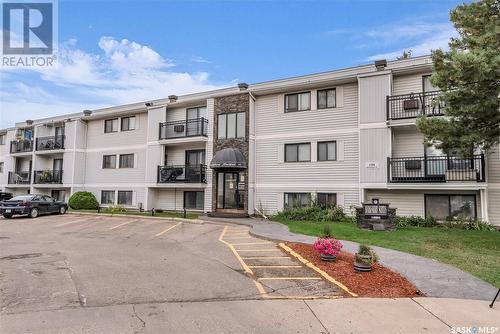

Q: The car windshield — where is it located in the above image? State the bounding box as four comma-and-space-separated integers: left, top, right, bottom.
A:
10, 195, 34, 201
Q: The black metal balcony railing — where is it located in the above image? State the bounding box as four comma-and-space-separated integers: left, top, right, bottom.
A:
10, 140, 33, 153
157, 164, 207, 183
388, 154, 485, 183
387, 90, 445, 120
8, 171, 31, 185
33, 170, 63, 184
36, 135, 65, 151
159, 118, 208, 140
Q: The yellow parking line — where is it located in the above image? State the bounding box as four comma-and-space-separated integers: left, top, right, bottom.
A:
241, 256, 290, 260
258, 277, 322, 281
279, 243, 358, 297
231, 242, 273, 246
55, 218, 92, 227
248, 265, 302, 269
109, 220, 137, 230
218, 226, 268, 297
154, 222, 182, 237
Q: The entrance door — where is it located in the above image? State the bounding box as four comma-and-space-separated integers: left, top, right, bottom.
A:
217, 172, 244, 210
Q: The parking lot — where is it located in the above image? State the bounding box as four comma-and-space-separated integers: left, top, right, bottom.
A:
0, 213, 344, 333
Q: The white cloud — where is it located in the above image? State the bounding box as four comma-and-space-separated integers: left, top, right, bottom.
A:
364, 20, 458, 61
190, 56, 211, 64
366, 27, 457, 61
0, 37, 226, 128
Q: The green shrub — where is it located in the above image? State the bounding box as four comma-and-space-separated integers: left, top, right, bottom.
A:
68, 191, 99, 210
395, 215, 437, 228
102, 205, 127, 214
442, 217, 495, 231
356, 244, 379, 264
322, 225, 333, 238
273, 205, 345, 222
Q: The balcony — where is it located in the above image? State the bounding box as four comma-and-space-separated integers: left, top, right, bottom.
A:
387, 91, 444, 120
10, 139, 33, 154
33, 170, 63, 184
36, 135, 65, 151
388, 154, 485, 183
8, 171, 31, 185
159, 118, 208, 140
157, 164, 207, 183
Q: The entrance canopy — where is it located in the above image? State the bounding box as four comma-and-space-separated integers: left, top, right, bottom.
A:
210, 148, 247, 169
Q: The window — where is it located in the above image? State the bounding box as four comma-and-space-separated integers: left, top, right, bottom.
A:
284, 193, 311, 209
104, 119, 118, 133
187, 106, 207, 120
423, 75, 438, 93
0, 162, 3, 173
102, 155, 116, 169
119, 154, 134, 168
317, 193, 337, 208
318, 141, 337, 161
285, 92, 310, 112
217, 112, 245, 139
425, 195, 476, 220
0, 134, 5, 145
184, 191, 204, 210
101, 191, 115, 205
51, 190, 65, 201
317, 88, 336, 109
117, 191, 133, 205
121, 116, 136, 131
285, 143, 310, 162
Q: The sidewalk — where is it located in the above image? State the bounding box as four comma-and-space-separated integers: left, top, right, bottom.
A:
201, 216, 498, 301
2, 297, 498, 333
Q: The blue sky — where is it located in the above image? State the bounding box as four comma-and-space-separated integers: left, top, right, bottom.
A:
1, 0, 466, 128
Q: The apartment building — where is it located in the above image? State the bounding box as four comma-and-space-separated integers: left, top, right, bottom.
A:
1, 55, 498, 225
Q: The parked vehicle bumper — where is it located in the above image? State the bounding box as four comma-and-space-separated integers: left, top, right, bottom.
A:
0, 207, 30, 215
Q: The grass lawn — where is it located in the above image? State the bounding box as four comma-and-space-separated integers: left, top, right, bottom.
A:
69, 209, 199, 220
274, 218, 500, 287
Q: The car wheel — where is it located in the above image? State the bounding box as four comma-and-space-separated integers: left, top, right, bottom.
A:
59, 206, 67, 214
3, 214, 13, 219
29, 208, 39, 218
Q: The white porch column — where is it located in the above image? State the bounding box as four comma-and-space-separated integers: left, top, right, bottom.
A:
480, 189, 489, 222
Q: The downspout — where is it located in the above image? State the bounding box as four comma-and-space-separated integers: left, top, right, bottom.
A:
248, 91, 266, 219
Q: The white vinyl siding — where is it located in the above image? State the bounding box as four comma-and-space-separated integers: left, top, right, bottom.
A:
392, 73, 429, 96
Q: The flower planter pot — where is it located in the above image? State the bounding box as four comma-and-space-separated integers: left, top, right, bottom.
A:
320, 253, 337, 262
354, 254, 373, 272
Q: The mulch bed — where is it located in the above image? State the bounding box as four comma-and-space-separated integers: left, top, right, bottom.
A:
287, 242, 422, 298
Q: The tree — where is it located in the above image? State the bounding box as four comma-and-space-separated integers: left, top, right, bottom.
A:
417, 0, 500, 156
397, 50, 412, 60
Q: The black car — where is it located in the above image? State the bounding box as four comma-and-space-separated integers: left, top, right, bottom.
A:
0, 192, 13, 201
0, 194, 68, 218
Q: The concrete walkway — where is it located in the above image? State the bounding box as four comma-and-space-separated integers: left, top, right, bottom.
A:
3, 297, 498, 333
201, 216, 499, 301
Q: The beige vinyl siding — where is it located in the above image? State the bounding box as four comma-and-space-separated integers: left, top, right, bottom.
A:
254, 83, 359, 214
166, 106, 188, 123
487, 145, 500, 183
487, 188, 500, 226
84, 186, 145, 208
86, 112, 148, 149
254, 83, 358, 137
392, 73, 429, 95
150, 188, 205, 211
164, 143, 206, 165
84, 150, 146, 184
392, 128, 425, 157
358, 73, 392, 123
366, 189, 481, 219
360, 128, 391, 183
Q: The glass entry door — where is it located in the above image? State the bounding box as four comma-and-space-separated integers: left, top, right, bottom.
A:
217, 172, 244, 210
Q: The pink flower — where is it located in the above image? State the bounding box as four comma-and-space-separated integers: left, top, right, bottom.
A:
313, 237, 343, 256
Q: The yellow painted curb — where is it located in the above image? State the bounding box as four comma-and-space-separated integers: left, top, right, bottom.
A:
279, 243, 358, 297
